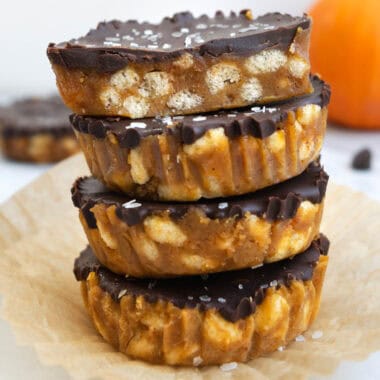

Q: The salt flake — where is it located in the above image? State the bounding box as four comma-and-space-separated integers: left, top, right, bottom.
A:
220, 362, 237, 371
193, 116, 207, 121
218, 202, 228, 209
312, 330, 323, 340
193, 356, 203, 366
270, 280, 278, 287
122, 199, 142, 209
118, 289, 127, 299
128, 122, 146, 128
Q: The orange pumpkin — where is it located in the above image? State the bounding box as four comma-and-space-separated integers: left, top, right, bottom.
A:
309, 0, 380, 129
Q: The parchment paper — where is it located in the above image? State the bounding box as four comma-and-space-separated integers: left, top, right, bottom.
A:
0, 153, 379, 380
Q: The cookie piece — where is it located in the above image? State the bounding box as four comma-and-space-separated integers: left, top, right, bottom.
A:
0, 96, 79, 162
72, 161, 328, 277
72, 75, 330, 201
74, 236, 329, 365
47, 11, 313, 118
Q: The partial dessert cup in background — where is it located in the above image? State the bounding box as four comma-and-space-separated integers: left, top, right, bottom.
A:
0, 96, 79, 163
47, 11, 313, 118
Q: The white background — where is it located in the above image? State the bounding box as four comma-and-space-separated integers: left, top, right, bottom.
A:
0, 0, 380, 379
0, 0, 313, 99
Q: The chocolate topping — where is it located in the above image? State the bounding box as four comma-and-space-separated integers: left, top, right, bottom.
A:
71, 160, 328, 227
0, 96, 72, 138
71, 76, 330, 148
47, 11, 310, 73
74, 235, 329, 322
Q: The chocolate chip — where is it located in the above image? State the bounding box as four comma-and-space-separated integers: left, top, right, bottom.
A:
352, 149, 371, 170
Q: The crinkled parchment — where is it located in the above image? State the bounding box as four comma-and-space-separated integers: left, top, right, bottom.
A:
0, 154, 379, 379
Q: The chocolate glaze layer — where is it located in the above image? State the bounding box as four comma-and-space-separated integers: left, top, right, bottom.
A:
0, 96, 72, 138
71, 76, 330, 147
74, 235, 329, 322
71, 160, 328, 228
48, 11, 310, 73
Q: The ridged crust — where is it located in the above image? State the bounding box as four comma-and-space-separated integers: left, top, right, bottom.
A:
78, 200, 324, 277
75, 105, 327, 201
79, 254, 328, 365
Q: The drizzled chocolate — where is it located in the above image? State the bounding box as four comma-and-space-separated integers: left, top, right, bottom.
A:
48, 11, 310, 73
71, 76, 330, 147
74, 236, 329, 322
71, 160, 328, 228
0, 96, 72, 138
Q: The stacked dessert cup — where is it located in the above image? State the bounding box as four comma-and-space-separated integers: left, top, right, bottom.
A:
48, 10, 331, 366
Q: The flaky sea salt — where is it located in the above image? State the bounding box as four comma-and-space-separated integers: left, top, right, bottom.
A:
194, 36, 205, 43
220, 362, 238, 371
160, 116, 173, 125
193, 116, 207, 121
118, 289, 127, 299
199, 295, 211, 302
128, 122, 146, 128
251, 106, 278, 113
193, 356, 203, 366
218, 297, 226, 303
105, 37, 121, 42
122, 199, 142, 209
312, 330, 323, 340
270, 280, 278, 287
184, 36, 192, 47
218, 202, 228, 209
103, 41, 121, 47
295, 335, 305, 342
